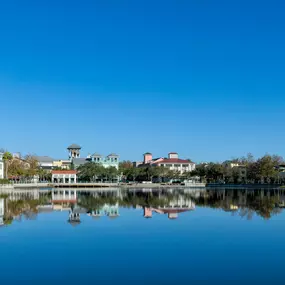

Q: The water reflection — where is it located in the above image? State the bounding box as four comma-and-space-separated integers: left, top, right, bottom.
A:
1, 187, 285, 226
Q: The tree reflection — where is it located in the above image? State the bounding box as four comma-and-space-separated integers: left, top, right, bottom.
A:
1, 188, 285, 225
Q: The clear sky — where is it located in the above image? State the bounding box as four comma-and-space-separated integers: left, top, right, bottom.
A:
0, 0, 284, 162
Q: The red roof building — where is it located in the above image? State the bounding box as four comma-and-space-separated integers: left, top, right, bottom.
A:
51, 170, 77, 175
153, 153, 195, 174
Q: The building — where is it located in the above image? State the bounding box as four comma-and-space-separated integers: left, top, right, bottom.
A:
88, 203, 120, 219
138, 152, 195, 174
133, 161, 143, 168
67, 144, 81, 159
52, 189, 77, 204
90, 153, 119, 170
12, 152, 21, 159
152, 195, 196, 219
53, 159, 71, 170
64, 144, 120, 172
0, 198, 4, 225
33, 156, 54, 171
143, 207, 153, 218
223, 160, 240, 169
72, 157, 91, 169
143, 152, 153, 164
0, 152, 4, 179
153, 153, 195, 174
52, 170, 77, 183
223, 161, 247, 183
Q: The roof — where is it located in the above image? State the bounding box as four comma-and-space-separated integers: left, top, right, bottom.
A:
168, 152, 178, 154
53, 200, 77, 203
144, 152, 152, 155
68, 221, 81, 227
92, 153, 102, 157
154, 158, 194, 164
72, 158, 88, 166
152, 157, 164, 163
52, 170, 77, 174
67, 144, 81, 149
107, 153, 119, 157
33, 156, 54, 163
155, 209, 190, 214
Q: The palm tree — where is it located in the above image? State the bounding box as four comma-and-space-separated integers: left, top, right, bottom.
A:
3, 152, 13, 179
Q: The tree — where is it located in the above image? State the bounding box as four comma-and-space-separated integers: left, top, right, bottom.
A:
256, 155, 279, 183
77, 162, 103, 182
24, 155, 39, 179
106, 167, 118, 182
205, 163, 224, 182
119, 160, 133, 170
3, 152, 13, 179
127, 167, 140, 182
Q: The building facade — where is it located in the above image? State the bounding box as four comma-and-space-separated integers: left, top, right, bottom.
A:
223, 161, 247, 183
91, 153, 119, 170
138, 152, 196, 174
67, 144, 81, 159
154, 154, 196, 174
34, 156, 54, 171
0, 198, 4, 225
52, 170, 77, 183
53, 159, 71, 170
0, 152, 4, 179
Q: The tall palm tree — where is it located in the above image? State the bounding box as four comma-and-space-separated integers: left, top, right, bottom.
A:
3, 152, 13, 179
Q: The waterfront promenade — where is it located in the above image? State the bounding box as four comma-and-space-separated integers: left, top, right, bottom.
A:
0, 182, 206, 190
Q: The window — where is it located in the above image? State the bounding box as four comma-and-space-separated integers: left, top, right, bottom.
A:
182, 164, 188, 168
174, 164, 180, 167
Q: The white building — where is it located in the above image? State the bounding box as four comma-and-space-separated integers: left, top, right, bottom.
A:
153, 152, 196, 174
52, 189, 77, 203
67, 144, 81, 159
33, 156, 54, 171
0, 152, 4, 179
52, 170, 77, 184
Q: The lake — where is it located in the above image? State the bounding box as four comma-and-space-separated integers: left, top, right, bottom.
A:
0, 187, 285, 284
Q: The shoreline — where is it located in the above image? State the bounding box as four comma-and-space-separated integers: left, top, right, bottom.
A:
0, 182, 284, 191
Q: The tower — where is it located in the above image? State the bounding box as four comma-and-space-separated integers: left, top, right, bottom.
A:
143, 152, 153, 164
67, 144, 81, 159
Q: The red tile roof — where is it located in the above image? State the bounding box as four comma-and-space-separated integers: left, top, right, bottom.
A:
154, 158, 193, 164
52, 200, 77, 204
52, 170, 77, 174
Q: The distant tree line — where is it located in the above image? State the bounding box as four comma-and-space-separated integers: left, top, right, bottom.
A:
119, 154, 285, 184
192, 153, 284, 184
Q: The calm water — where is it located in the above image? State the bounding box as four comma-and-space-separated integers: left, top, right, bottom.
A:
1, 187, 285, 285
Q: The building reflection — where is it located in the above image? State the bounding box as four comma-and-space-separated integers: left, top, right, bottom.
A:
143, 194, 195, 219
0, 198, 4, 226
1, 187, 285, 226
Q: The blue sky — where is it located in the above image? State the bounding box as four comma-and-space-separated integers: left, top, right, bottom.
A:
0, 0, 284, 162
